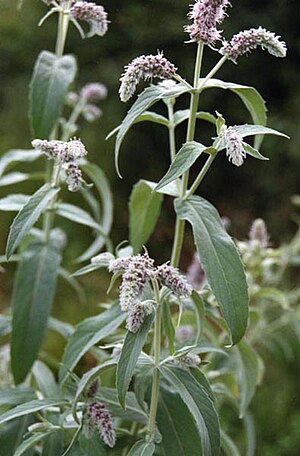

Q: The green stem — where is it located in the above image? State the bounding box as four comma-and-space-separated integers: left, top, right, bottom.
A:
167, 99, 176, 162
61, 96, 87, 141
197, 55, 227, 91
55, 2, 72, 57
170, 42, 204, 267
184, 152, 218, 199
147, 281, 162, 443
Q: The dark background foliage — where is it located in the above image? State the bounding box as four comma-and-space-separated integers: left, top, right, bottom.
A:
0, 1, 299, 454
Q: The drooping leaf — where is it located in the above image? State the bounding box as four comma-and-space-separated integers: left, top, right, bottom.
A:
116, 313, 154, 407
157, 388, 203, 455
6, 184, 60, 259
129, 180, 163, 253
114, 83, 189, 176
32, 361, 60, 398
98, 387, 148, 423
127, 440, 155, 456
155, 142, 215, 192
0, 194, 30, 211
77, 162, 113, 262
29, 51, 77, 138
48, 317, 74, 339
13, 431, 55, 456
159, 366, 220, 456
0, 399, 67, 426
71, 263, 104, 277
0, 149, 43, 177
175, 196, 248, 345
59, 305, 125, 384
174, 110, 216, 127
236, 340, 260, 418
232, 124, 288, 139
242, 143, 269, 161
220, 430, 241, 456
57, 203, 105, 233
11, 240, 62, 383
0, 386, 36, 408
59, 267, 86, 305
142, 180, 179, 197
0, 172, 30, 187
200, 78, 267, 148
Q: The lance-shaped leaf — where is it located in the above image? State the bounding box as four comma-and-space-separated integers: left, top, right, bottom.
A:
13, 430, 56, 456
57, 203, 106, 234
129, 180, 163, 253
11, 240, 62, 383
117, 313, 154, 407
29, 51, 77, 138
98, 387, 148, 423
79, 433, 107, 455
175, 196, 248, 345
0, 399, 67, 426
0, 172, 30, 187
127, 440, 155, 456
155, 142, 215, 192
6, 184, 60, 259
59, 304, 125, 384
236, 339, 260, 418
157, 389, 203, 455
114, 83, 189, 176
159, 366, 220, 456
174, 110, 216, 127
0, 194, 30, 211
0, 149, 43, 177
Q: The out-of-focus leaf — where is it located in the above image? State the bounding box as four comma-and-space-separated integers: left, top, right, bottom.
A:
0, 194, 30, 211
6, 184, 60, 259
0, 149, 43, 177
79, 433, 107, 455
29, 51, 77, 138
162, 300, 175, 353
0, 172, 30, 187
129, 180, 163, 253
32, 361, 60, 398
0, 399, 67, 426
127, 440, 155, 456
98, 387, 148, 423
13, 431, 54, 456
48, 317, 74, 339
236, 340, 260, 418
175, 196, 248, 345
11, 240, 61, 384
174, 110, 216, 127
142, 180, 179, 197
0, 386, 36, 408
220, 430, 241, 456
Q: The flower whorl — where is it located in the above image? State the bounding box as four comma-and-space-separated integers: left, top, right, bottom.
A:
71, 1, 109, 37
185, 0, 230, 45
221, 126, 246, 167
84, 401, 116, 447
220, 27, 287, 62
119, 52, 177, 102
156, 263, 192, 297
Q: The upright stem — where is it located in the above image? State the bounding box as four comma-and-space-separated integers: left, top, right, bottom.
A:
184, 152, 217, 199
147, 281, 162, 442
171, 42, 204, 267
55, 2, 72, 57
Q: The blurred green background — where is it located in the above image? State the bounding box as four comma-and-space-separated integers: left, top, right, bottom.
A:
0, 0, 300, 454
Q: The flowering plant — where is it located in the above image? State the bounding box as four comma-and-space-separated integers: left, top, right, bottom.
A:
0, 1, 296, 455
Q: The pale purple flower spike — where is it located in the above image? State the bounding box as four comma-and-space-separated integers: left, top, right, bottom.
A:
221, 126, 246, 167
220, 27, 287, 62
71, 1, 109, 37
119, 52, 177, 102
84, 401, 116, 448
185, 0, 230, 45
249, 218, 269, 248
156, 264, 192, 297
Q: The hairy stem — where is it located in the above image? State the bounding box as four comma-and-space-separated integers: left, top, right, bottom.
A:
147, 280, 162, 443
170, 42, 204, 267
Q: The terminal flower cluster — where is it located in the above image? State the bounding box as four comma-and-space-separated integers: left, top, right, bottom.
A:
83, 401, 116, 447
70, 1, 109, 37
220, 126, 246, 167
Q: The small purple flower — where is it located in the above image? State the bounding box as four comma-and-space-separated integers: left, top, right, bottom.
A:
62, 162, 82, 192
71, 1, 109, 37
119, 52, 177, 102
175, 353, 201, 368
186, 253, 205, 290
249, 218, 269, 248
80, 82, 107, 102
175, 325, 194, 341
185, 0, 230, 45
156, 263, 192, 297
84, 401, 116, 448
126, 300, 154, 333
221, 126, 246, 167
220, 27, 287, 62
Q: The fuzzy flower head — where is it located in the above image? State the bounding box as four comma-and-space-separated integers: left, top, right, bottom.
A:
119, 52, 177, 102
156, 263, 192, 297
71, 1, 109, 37
249, 218, 269, 248
83, 401, 116, 447
220, 27, 287, 62
185, 0, 230, 45
221, 126, 246, 167
126, 300, 154, 333
80, 82, 107, 102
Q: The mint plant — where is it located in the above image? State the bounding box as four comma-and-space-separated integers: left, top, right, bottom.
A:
0, 1, 295, 455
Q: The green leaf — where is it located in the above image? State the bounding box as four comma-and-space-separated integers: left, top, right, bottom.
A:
242, 143, 269, 161
114, 83, 189, 177
98, 387, 148, 423
71, 263, 103, 277
0, 149, 42, 177
59, 305, 125, 384
220, 430, 241, 456
200, 78, 267, 149
79, 433, 107, 456
11, 240, 62, 383
48, 317, 74, 339
6, 183, 60, 259
13, 431, 54, 456
142, 180, 179, 197
127, 440, 155, 456
175, 196, 248, 345
236, 340, 260, 418
0, 399, 67, 426
106, 111, 169, 140
117, 313, 154, 407
77, 162, 113, 263
155, 142, 215, 191
191, 291, 205, 343
0, 172, 30, 187
129, 180, 163, 253
57, 203, 105, 233
0, 417, 31, 456
174, 110, 216, 127
0, 194, 30, 211
233, 124, 288, 139
32, 361, 60, 398
41, 427, 63, 456
159, 366, 220, 456
162, 300, 175, 353
0, 386, 36, 408
29, 51, 77, 138
157, 388, 203, 455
